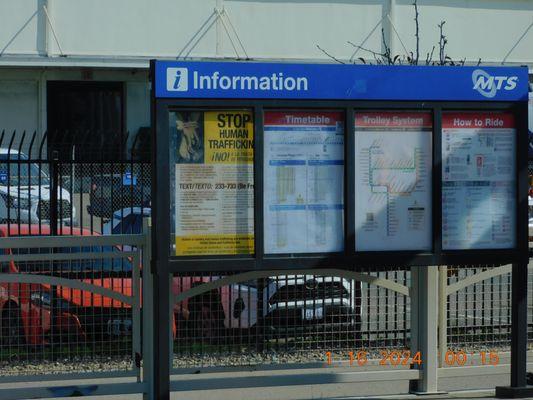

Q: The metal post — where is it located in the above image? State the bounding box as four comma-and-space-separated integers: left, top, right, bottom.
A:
496, 261, 533, 397
438, 265, 448, 368
410, 265, 441, 394
142, 218, 154, 400
153, 268, 170, 400
49, 150, 59, 351
169, 276, 173, 374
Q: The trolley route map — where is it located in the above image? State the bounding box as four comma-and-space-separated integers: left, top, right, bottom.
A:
354, 112, 433, 251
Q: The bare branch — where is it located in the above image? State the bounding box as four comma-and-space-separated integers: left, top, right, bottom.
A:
438, 21, 447, 65
413, 0, 420, 65
316, 44, 346, 64
425, 46, 435, 65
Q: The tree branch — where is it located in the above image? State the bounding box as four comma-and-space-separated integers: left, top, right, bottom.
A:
316, 44, 346, 64
413, 0, 420, 65
438, 21, 447, 65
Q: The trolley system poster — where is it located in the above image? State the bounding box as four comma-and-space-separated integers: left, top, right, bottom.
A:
171, 110, 254, 255
354, 111, 433, 251
263, 111, 344, 254
442, 112, 516, 250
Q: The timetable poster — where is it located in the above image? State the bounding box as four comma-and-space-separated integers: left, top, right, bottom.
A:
172, 110, 254, 256
264, 111, 344, 254
442, 112, 516, 250
354, 112, 433, 251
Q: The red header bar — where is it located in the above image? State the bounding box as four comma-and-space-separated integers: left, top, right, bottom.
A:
442, 112, 515, 129
264, 111, 343, 126
354, 112, 433, 128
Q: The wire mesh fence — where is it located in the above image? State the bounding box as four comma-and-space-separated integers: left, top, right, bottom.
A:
446, 265, 513, 352
0, 129, 531, 378
0, 237, 139, 377
172, 267, 411, 369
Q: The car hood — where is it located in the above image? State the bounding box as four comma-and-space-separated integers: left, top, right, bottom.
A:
56, 278, 134, 308
0, 185, 71, 202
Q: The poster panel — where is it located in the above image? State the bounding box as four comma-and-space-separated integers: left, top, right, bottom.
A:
263, 111, 344, 254
442, 112, 516, 250
170, 110, 254, 256
354, 111, 433, 251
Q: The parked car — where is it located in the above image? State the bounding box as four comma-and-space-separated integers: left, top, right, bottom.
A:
0, 149, 76, 226
0, 224, 86, 345
87, 172, 150, 219
104, 208, 361, 340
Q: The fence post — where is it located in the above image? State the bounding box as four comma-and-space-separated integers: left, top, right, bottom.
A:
49, 150, 59, 350
142, 218, 154, 400
495, 262, 533, 397
438, 265, 447, 368
50, 150, 59, 235
410, 265, 440, 394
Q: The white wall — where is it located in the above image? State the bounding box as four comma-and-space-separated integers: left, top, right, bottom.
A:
1, 0, 532, 64
394, 0, 533, 65
0, 80, 39, 134
0, 0, 45, 56
47, 0, 218, 58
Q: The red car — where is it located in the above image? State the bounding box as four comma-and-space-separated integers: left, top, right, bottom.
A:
0, 224, 143, 345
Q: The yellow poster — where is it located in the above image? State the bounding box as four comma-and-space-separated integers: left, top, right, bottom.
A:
173, 110, 254, 256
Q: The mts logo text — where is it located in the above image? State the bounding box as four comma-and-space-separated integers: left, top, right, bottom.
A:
472, 69, 518, 98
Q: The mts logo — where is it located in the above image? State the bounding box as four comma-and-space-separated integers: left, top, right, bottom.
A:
472, 69, 518, 98
166, 68, 188, 92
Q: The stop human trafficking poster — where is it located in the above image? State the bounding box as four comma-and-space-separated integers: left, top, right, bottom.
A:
171, 110, 254, 256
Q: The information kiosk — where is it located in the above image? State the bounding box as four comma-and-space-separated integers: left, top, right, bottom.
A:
150, 60, 529, 399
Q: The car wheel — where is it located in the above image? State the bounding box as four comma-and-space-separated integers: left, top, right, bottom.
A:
1, 305, 25, 347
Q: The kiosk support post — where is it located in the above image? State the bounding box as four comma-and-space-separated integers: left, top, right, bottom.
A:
142, 219, 155, 400
153, 269, 171, 400
496, 262, 533, 398
410, 265, 440, 394
511, 262, 528, 388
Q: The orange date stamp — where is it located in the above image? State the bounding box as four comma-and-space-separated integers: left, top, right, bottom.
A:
325, 350, 500, 367
325, 350, 423, 367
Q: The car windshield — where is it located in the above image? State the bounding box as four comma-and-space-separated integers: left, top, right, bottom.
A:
11, 245, 132, 273
0, 154, 49, 186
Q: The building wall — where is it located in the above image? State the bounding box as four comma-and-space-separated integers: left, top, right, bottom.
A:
0, 0, 531, 150
1, 0, 532, 64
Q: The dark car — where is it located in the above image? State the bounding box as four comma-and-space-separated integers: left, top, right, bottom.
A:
87, 172, 150, 219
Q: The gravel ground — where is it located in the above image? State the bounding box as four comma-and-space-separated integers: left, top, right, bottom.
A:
0, 342, 523, 376
0, 356, 133, 376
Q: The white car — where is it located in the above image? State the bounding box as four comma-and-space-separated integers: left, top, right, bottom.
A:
0, 149, 76, 225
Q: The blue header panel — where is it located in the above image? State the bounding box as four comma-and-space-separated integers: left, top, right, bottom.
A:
154, 60, 529, 102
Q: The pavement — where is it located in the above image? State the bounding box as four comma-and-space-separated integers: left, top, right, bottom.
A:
35, 390, 533, 400
2, 361, 530, 400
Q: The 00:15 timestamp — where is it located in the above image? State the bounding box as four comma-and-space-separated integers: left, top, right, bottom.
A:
442, 350, 499, 366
